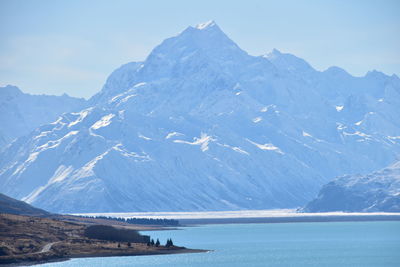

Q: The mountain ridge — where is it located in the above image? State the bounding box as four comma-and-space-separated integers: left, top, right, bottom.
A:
302, 161, 400, 212
0, 85, 87, 149
0, 22, 399, 213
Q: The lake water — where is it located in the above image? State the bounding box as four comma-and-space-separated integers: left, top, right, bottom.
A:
39, 221, 400, 267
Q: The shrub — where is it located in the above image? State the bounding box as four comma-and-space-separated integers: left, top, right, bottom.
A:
84, 225, 150, 243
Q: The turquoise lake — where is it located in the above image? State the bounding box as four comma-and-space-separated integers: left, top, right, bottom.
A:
39, 221, 400, 267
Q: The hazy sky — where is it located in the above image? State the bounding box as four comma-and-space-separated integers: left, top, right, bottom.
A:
0, 0, 399, 98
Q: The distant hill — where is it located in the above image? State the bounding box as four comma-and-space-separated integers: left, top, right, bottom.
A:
0, 193, 50, 216
302, 161, 400, 212
0, 85, 86, 148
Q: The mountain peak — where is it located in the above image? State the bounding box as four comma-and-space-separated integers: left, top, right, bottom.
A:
183, 20, 225, 37
195, 20, 217, 30
0, 85, 23, 98
365, 69, 387, 79
323, 66, 350, 77
144, 20, 247, 68
271, 48, 282, 55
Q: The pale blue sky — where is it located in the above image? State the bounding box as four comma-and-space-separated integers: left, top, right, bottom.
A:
0, 0, 399, 98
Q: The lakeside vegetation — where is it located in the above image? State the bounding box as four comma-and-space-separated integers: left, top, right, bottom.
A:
0, 193, 204, 265
0, 213, 202, 265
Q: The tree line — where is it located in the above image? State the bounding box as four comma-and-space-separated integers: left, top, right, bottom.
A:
79, 215, 180, 226
147, 238, 174, 247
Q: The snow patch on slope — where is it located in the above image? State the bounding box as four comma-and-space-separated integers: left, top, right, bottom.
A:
252, 117, 262, 123
217, 143, 250, 155
91, 114, 115, 130
246, 139, 284, 154
174, 133, 215, 152
68, 110, 90, 127
335, 105, 344, 112
165, 132, 184, 139
196, 20, 216, 30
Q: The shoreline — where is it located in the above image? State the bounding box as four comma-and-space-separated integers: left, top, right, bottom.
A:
178, 214, 400, 225
2, 248, 209, 266
74, 209, 400, 225
2, 210, 399, 266
0, 214, 208, 267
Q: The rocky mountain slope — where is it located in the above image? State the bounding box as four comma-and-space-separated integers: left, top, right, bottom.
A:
0, 21, 399, 213
302, 161, 400, 212
0, 85, 86, 148
0, 193, 49, 216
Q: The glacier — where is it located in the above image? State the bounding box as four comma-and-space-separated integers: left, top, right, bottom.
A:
0, 21, 399, 213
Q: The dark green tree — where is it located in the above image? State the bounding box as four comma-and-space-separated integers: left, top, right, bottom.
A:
155, 238, 160, 247
165, 238, 174, 247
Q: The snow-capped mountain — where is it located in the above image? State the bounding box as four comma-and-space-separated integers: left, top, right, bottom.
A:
302, 161, 400, 212
0, 21, 399, 213
0, 85, 87, 148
